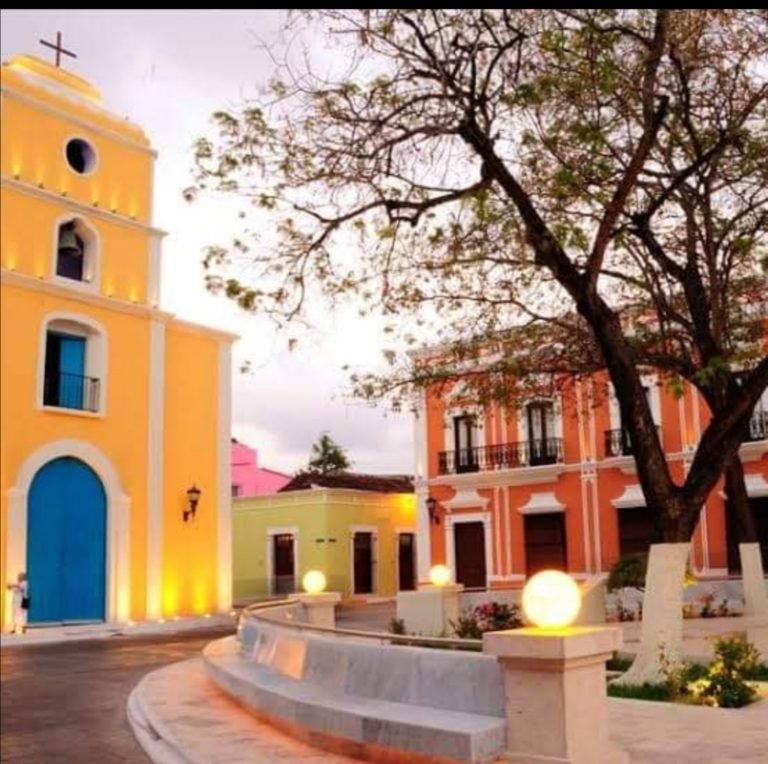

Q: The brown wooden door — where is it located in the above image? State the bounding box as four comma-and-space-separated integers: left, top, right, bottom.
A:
618, 505, 660, 558
272, 534, 295, 594
354, 532, 375, 594
398, 533, 416, 591
524, 513, 567, 575
454, 522, 486, 589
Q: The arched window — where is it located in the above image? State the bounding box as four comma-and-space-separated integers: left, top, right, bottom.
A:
54, 217, 98, 286
39, 314, 107, 415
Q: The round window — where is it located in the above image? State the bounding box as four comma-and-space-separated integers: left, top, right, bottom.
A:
65, 138, 97, 175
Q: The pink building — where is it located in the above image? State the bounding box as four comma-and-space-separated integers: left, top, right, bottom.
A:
231, 438, 291, 497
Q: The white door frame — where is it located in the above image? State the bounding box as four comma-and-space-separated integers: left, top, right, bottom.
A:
4, 439, 131, 631
445, 511, 492, 588
350, 525, 378, 595
266, 526, 299, 596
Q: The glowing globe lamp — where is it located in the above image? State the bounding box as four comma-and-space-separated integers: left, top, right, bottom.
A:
522, 570, 582, 629
302, 570, 327, 595
429, 564, 452, 587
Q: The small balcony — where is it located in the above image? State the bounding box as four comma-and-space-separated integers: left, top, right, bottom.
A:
437, 438, 563, 476
44, 371, 100, 412
746, 410, 767, 442
604, 429, 634, 458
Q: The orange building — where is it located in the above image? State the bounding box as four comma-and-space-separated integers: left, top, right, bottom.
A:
413, 365, 768, 590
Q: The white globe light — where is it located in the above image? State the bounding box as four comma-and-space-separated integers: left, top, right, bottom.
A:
522, 570, 582, 629
429, 564, 452, 587
302, 570, 327, 595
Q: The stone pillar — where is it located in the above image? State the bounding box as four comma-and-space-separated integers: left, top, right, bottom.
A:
740, 543, 768, 618
296, 593, 341, 628
396, 584, 463, 636
484, 626, 627, 764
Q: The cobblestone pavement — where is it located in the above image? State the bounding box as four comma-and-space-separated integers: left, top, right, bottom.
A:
0, 628, 233, 764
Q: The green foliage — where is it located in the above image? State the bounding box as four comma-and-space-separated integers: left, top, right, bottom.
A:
612, 639, 760, 708
389, 617, 406, 635
451, 602, 523, 639
305, 432, 352, 475
607, 553, 648, 592
607, 682, 672, 702
696, 637, 759, 708
607, 552, 697, 593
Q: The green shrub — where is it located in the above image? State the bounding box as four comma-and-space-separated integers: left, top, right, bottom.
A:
388, 617, 406, 635
607, 553, 647, 592
607, 682, 671, 701
695, 637, 759, 708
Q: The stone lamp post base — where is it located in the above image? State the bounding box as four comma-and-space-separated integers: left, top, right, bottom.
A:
484, 626, 628, 764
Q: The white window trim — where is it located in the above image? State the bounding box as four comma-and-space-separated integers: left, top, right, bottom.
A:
266, 526, 299, 596
350, 525, 379, 596
516, 396, 563, 465
49, 213, 101, 294
37, 312, 108, 417
4, 439, 131, 632
62, 134, 100, 178
608, 375, 661, 430
444, 511, 492, 587
443, 406, 485, 453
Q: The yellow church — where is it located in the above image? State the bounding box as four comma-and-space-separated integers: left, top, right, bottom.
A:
0, 51, 235, 632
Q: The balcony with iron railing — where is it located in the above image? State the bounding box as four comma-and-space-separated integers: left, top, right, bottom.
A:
43, 371, 100, 412
437, 438, 563, 476
746, 410, 768, 442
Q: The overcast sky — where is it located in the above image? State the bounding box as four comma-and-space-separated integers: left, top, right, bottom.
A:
1, 9, 414, 476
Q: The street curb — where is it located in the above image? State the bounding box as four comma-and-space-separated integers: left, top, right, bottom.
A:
127, 666, 208, 764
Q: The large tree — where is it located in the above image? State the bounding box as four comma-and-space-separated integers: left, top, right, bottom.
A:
189, 10, 768, 680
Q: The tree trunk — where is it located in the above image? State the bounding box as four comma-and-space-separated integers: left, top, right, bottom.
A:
612, 542, 690, 686
740, 543, 768, 618
725, 458, 758, 544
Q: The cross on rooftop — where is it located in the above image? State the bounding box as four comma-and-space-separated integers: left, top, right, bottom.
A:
39, 32, 77, 68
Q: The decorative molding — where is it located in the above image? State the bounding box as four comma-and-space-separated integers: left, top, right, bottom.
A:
430, 462, 564, 489
611, 484, 646, 509
1, 176, 166, 235
1, 84, 158, 155
745, 473, 768, 498
518, 492, 565, 515
4, 439, 130, 631
442, 488, 489, 511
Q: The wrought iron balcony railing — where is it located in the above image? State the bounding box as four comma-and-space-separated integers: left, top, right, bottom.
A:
746, 410, 768, 442
437, 438, 563, 475
43, 371, 100, 412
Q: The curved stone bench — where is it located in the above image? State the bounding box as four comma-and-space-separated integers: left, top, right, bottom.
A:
203, 620, 506, 763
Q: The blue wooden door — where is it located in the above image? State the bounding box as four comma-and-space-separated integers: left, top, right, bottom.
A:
58, 334, 85, 409
27, 457, 106, 624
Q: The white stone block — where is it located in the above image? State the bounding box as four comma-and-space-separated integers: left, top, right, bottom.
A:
296, 592, 341, 629
484, 626, 628, 764
739, 543, 768, 618
396, 584, 463, 636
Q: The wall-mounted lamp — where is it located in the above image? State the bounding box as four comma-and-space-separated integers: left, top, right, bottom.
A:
184, 484, 201, 522
426, 495, 441, 525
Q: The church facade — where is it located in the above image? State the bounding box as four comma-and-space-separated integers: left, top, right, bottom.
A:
0, 54, 235, 631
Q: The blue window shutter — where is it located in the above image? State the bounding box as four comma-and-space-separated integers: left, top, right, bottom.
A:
58, 335, 85, 409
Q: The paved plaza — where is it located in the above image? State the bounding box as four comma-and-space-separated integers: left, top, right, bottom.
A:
0, 628, 231, 764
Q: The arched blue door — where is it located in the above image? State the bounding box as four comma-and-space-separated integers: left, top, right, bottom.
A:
27, 457, 106, 624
